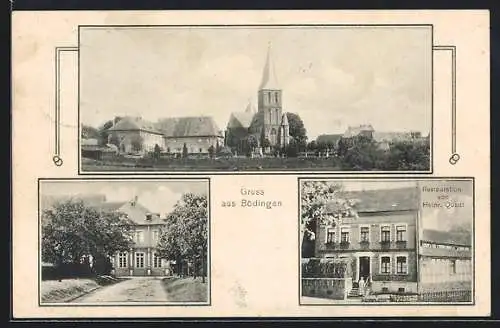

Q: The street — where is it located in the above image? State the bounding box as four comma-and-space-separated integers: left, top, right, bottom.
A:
72, 277, 169, 303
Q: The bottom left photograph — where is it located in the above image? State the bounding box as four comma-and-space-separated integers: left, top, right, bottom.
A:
38, 178, 210, 306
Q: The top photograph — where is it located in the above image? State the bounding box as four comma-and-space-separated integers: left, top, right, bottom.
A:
79, 25, 432, 173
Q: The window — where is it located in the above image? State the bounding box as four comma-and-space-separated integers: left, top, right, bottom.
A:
118, 252, 127, 268
135, 252, 145, 268
152, 230, 160, 243
381, 225, 391, 242
134, 231, 144, 243
271, 128, 276, 135
396, 225, 406, 241
153, 253, 162, 268
396, 256, 408, 274
398, 287, 405, 293
340, 227, 350, 243
380, 256, 391, 274
360, 226, 370, 242
199, 148, 203, 153
274, 92, 279, 103
326, 228, 335, 244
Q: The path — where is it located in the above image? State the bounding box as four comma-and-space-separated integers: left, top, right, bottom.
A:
72, 277, 169, 303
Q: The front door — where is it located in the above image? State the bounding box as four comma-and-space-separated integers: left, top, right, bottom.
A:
359, 256, 370, 281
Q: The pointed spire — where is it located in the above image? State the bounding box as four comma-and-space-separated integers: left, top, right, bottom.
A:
245, 99, 255, 113
259, 42, 279, 90
281, 112, 289, 126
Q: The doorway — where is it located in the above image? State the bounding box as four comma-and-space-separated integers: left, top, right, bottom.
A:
359, 256, 370, 281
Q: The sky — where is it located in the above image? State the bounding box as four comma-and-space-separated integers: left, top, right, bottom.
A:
80, 26, 432, 140
40, 180, 208, 216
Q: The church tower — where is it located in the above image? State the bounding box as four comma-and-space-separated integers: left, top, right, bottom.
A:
257, 43, 282, 147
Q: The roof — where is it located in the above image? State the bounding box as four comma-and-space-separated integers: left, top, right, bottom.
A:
108, 116, 163, 135
421, 229, 472, 246
343, 125, 375, 138
316, 134, 343, 145
156, 116, 223, 137
91, 201, 164, 225
259, 43, 280, 90
325, 187, 419, 213
373, 132, 414, 143
227, 112, 255, 129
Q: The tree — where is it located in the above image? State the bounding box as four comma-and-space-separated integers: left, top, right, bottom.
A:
286, 113, 308, 145
284, 139, 299, 158
41, 199, 134, 276
97, 117, 122, 146
182, 143, 188, 158
341, 136, 385, 170
157, 193, 208, 282
261, 138, 271, 149
245, 135, 259, 157
384, 140, 430, 171
81, 125, 99, 140
208, 145, 215, 158
130, 134, 144, 153
307, 140, 317, 152
300, 182, 357, 258
154, 144, 161, 160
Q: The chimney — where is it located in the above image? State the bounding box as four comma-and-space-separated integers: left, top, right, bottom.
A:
130, 195, 138, 206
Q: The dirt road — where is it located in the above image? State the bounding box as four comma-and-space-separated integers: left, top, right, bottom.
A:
72, 277, 169, 303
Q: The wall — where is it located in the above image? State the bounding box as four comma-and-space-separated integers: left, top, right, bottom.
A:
418, 257, 472, 291
315, 211, 417, 255
109, 130, 163, 154
371, 281, 418, 294
140, 131, 164, 153
301, 278, 351, 300
164, 136, 223, 154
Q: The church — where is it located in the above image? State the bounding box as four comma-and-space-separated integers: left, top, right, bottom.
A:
225, 45, 291, 155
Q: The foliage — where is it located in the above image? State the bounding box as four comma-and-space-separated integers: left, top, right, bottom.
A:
300, 181, 357, 256
302, 258, 350, 278
157, 193, 208, 282
208, 145, 215, 158
286, 112, 308, 145
261, 138, 271, 149
284, 139, 299, 157
41, 199, 134, 274
130, 134, 144, 152
384, 140, 430, 171
108, 133, 121, 148
153, 144, 161, 160
97, 117, 122, 146
244, 135, 259, 157
81, 125, 100, 140
340, 136, 386, 170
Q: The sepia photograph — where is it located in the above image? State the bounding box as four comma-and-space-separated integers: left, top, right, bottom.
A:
79, 25, 432, 173
299, 178, 473, 305
38, 179, 210, 305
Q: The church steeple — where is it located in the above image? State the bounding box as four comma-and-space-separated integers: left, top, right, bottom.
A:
259, 43, 279, 90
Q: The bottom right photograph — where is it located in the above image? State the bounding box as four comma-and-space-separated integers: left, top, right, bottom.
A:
299, 178, 474, 305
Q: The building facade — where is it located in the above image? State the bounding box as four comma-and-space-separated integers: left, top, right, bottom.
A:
91, 197, 172, 277
106, 116, 224, 156
313, 186, 472, 295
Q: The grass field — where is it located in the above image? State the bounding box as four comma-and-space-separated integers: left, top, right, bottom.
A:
161, 277, 208, 302
82, 156, 353, 172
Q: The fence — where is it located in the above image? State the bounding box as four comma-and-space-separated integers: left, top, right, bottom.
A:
301, 258, 352, 278
418, 290, 472, 302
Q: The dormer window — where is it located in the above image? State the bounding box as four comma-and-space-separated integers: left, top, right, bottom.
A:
146, 214, 152, 221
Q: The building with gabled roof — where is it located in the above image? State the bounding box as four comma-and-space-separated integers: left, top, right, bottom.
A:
310, 184, 472, 298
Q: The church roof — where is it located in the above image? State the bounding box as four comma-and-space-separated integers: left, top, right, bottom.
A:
316, 134, 343, 145
108, 116, 163, 135
228, 112, 255, 129
259, 44, 280, 90
156, 116, 223, 138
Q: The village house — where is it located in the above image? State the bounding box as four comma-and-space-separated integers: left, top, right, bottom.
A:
313, 186, 472, 296
106, 116, 224, 156
90, 197, 172, 277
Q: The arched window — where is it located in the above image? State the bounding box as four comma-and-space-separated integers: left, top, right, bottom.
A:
271, 128, 276, 135
274, 92, 279, 104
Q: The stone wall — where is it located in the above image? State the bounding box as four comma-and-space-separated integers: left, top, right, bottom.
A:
301, 278, 352, 300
